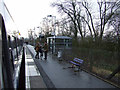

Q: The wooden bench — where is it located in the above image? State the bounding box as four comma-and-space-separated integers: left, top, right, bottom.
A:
69, 58, 84, 71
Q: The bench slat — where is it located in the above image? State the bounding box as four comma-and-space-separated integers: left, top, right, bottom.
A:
69, 61, 80, 66
69, 58, 84, 66
73, 59, 83, 64
69, 58, 84, 71
74, 58, 83, 61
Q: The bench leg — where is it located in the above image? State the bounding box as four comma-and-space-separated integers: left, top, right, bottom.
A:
74, 66, 82, 72
74, 67, 79, 72
68, 64, 75, 68
79, 66, 83, 71
78, 66, 80, 71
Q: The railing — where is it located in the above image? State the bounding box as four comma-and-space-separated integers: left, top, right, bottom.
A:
7, 35, 25, 90
2, 24, 25, 89
8, 35, 25, 89
17, 47, 25, 89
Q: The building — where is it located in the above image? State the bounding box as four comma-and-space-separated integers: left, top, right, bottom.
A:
47, 36, 72, 54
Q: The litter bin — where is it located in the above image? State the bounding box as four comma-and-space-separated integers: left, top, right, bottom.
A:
58, 50, 62, 61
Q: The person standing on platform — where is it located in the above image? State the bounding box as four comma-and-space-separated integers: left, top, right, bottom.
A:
39, 43, 43, 59
43, 42, 48, 60
35, 42, 40, 59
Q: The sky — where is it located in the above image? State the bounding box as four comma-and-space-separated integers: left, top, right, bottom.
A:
4, 0, 60, 38
3, 0, 117, 38
4, 0, 99, 38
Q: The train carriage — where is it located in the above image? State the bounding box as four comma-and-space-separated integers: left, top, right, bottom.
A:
0, 0, 24, 89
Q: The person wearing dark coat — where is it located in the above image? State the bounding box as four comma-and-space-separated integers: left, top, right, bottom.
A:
35, 42, 40, 59
43, 42, 48, 60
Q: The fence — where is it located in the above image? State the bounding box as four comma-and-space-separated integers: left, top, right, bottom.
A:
2, 29, 25, 89
61, 47, 120, 86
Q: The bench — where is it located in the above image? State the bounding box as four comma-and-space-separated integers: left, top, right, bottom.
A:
69, 58, 84, 71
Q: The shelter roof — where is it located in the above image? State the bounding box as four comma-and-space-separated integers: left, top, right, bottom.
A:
47, 36, 72, 39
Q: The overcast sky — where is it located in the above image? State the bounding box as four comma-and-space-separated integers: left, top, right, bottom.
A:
4, 0, 60, 37
3, 0, 116, 38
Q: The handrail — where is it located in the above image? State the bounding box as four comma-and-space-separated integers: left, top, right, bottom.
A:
17, 47, 25, 90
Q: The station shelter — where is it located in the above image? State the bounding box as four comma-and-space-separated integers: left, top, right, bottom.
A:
47, 36, 72, 56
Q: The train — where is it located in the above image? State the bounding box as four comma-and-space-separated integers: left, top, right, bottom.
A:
0, 0, 25, 89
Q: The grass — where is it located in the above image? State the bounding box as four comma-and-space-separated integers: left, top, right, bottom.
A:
92, 66, 120, 86
61, 47, 120, 85
93, 66, 113, 76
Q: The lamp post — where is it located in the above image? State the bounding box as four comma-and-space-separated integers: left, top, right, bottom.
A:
47, 15, 56, 36
33, 27, 35, 46
37, 26, 44, 42
47, 15, 56, 53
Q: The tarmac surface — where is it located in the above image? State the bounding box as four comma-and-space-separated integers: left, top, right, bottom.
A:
26, 45, 116, 88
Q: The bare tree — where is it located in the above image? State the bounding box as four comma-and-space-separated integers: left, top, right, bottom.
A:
82, 1, 97, 39
41, 17, 51, 36
81, 0, 120, 42
97, 0, 120, 40
52, 0, 83, 40
57, 17, 72, 36
52, 0, 120, 42
28, 29, 34, 40
107, 0, 120, 44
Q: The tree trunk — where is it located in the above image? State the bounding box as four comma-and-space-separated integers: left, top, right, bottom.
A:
107, 65, 120, 79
